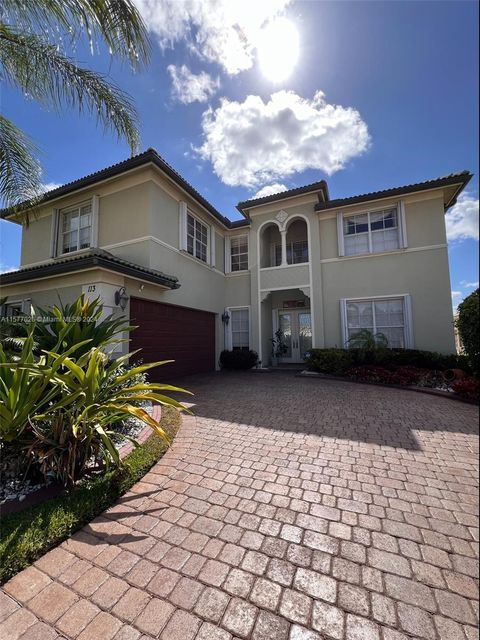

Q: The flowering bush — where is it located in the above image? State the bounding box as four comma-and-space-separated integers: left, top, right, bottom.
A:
345, 365, 437, 386
451, 377, 480, 402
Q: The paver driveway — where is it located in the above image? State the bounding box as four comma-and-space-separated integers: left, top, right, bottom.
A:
1, 373, 479, 640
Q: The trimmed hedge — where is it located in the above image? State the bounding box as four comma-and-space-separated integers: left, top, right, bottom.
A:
220, 349, 258, 370
304, 348, 472, 374
0, 407, 180, 585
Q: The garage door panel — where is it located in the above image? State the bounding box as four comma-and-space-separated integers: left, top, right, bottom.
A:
130, 298, 215, 380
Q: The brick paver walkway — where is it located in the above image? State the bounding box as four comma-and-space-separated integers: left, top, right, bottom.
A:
1, 373, 479, 640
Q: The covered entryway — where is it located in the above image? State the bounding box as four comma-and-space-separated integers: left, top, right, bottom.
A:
130, 297, 216, 380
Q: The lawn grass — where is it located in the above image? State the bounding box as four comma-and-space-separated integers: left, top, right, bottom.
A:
0, 406, 181, 585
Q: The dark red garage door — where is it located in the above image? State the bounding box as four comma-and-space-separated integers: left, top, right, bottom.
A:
130, 298, 216, 380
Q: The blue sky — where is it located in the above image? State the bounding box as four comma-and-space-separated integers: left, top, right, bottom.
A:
1, 0, 478, 306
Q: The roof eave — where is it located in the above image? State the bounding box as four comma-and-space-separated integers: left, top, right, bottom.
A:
236, 181, 329, 214
0, 253, 180, 289
314, 172, 473, 212
0, 149, 249, 229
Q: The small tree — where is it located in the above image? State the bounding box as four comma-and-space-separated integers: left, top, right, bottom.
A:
456, 288, 479, 375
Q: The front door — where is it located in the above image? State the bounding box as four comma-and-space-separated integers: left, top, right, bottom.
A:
277, 310, 312, 363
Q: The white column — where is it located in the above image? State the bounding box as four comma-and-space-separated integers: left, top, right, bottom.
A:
280, 229, 288, 266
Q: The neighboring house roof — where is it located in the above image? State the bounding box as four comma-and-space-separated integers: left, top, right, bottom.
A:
314, 171, 473, 212
0, 249, 180, 289
236, 180, 330, 213
0, 148, 248, 229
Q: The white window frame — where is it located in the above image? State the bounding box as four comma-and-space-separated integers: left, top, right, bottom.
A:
183, 210, 210, 264
226, 306, 251, 350
340, 294, 413, 348
227, 234, 249, 273
53, 196, 98, 258
337, 201, 407, 257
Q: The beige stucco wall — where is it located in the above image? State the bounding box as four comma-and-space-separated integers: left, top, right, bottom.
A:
99, 183, 150, 249
149, 182, 180, 249
225, 273, 250, 307
21, 214, 52, 265
318, 247, 455, 352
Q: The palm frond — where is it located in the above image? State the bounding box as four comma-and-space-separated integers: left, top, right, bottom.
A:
0, 24, 139, 152
0, 115, 42, 208
0, 0, 150, 67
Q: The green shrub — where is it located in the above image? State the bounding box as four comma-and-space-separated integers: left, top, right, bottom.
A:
220, 349, 258, 370
457, 288, 480, 375
304, 347, 470, 375
304, 348, 354, 375
0, 407, 180, 585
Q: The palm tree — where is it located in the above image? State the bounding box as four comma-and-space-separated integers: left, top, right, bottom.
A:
0, 1, 150, 209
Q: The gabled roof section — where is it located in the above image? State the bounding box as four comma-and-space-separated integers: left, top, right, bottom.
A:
314, 171, 473, 212
0, 249, 180, 289
236, 180, 330, 213
0, 148, 245, 228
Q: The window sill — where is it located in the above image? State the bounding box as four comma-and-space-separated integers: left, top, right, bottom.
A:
56, 247, 92, 259
227, 270, 250, 276
327, 248, 408, 263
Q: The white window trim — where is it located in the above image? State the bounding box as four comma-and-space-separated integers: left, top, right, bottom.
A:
179, 201, 187, 251
184, 209, 210, 265
226, 306, 251, 350
210, 226, 216, 268
226, 234, 249, 274
340, 294, 413, 348
338, 201, 407, 258
55, 198, 98, 258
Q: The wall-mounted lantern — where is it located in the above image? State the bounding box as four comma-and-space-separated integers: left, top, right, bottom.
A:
221, 310, 230, 325
114, 286, 129, 311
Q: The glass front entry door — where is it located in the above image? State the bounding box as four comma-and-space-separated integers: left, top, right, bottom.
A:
277, 310, 312, 363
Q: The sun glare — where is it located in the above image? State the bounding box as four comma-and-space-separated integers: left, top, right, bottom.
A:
257, 18, 300, 83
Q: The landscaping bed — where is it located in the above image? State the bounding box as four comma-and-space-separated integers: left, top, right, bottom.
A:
0, 405, 180, 585
303, 348, 479, 403
299, 370, 479, 404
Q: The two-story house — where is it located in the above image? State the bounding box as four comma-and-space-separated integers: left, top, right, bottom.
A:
0, 149, 472, 378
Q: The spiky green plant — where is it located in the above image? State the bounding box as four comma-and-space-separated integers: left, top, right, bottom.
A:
33, 294, 133, 357
0, 330, 191, 485
0, 0, 150, 209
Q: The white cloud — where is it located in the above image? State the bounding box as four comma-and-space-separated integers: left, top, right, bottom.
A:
253, 183, 288, 198
167, 65, 219, 104
197, 90, 370, 187
0, 263, 17, 273
135, 0, 291, 75
461, 281, 479, 288
446, 192, 479, 242
41, 182, 62, 192
451, 291, 462, 298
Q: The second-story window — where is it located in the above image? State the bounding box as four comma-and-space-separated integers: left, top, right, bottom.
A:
230, 235, 248, 271
61, 203, 92, 254
343, 207, 400, 256
187, 213, 208, 262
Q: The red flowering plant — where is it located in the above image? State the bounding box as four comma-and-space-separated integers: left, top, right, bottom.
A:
451, 378, 480, 402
